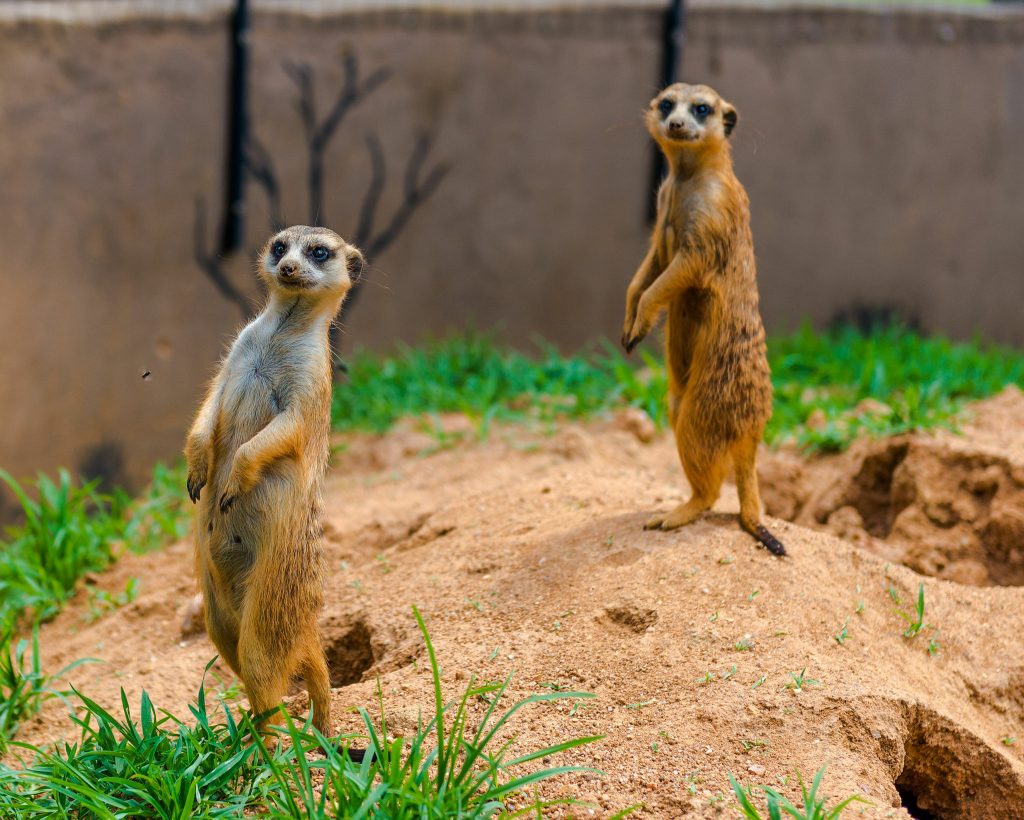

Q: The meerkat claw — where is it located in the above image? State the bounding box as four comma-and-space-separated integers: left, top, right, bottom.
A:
187, 477, 205, 503
219, 492, 235, 513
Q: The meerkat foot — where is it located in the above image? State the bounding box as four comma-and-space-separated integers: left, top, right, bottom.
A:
644, 501, 708, 531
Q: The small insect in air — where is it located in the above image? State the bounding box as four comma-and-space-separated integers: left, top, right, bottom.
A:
141, 370, 152, 380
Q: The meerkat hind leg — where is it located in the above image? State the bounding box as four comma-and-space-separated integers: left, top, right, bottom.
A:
734, 434, 786, 556
237, 629, 292, 735
646, 436, 726, 531
300, 640, 332, 735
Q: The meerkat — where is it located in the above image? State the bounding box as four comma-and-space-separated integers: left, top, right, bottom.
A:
185, 225, 364, 733
621, 83, 785, 557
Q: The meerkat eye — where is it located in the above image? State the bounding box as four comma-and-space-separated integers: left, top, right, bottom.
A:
271, 241, 287, 257
692, 102, 713, 120
310, 246, 330, 263
657, 98, 674, 118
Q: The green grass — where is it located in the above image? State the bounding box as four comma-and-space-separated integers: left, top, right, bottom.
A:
0, 609, 601, 818
0, 466, 189, 748
0, 464, 189, 629
332, 334, 667, 436
333, 325, 1024, 453
0, 470, 126, 627
0, 624, 93, 753
729, 766, 868, 819
766, 324, 1024, 451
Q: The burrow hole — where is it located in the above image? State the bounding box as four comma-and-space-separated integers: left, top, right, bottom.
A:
894, 707, 1024, 818
324, 620, 376, 687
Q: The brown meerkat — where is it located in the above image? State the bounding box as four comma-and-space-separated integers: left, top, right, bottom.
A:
185, 225, 364, 732
621, 82, 785, 556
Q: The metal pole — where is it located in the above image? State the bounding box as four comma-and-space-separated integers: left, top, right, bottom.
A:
648, 0, 686, 222
221, 0, 250, 253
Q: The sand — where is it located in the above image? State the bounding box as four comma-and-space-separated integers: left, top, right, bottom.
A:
13, 388, 1024, 818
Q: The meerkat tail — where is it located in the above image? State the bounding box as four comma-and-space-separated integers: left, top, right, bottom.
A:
752, 525, 786, 557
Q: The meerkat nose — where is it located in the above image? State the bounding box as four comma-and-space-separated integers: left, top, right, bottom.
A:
279, 262, 297, 276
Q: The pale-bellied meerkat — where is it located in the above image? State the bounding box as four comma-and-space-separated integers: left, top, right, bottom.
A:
185, 225, 365, 732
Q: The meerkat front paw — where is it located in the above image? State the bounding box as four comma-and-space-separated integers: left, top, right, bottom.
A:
624, 315, 651, 354
621, 311, 638, 352
185, 450, 210, 503
219, 481, 241, 513
219, 452, 256, 512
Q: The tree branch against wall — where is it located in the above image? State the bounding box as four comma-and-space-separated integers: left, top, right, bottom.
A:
193, 51, 450, 359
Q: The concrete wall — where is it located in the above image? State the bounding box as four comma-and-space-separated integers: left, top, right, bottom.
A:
0, 2, 1022, 510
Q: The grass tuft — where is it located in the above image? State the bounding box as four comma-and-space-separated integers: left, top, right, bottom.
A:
729, 765, 868, 819
0, 610, 601, 818
0, 624, 93, 752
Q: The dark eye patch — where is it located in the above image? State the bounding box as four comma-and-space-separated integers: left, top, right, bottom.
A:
271, 241, 287, 258
657, 98, 674, 118
691, 102, 713, 121
308, 245, 332, 264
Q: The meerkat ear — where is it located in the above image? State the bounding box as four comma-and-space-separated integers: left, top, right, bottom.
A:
722, 104, 738, 137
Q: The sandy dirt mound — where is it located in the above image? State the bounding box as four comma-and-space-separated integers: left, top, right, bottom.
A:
762, 386, 1024, 588
14, 400, 1024, 818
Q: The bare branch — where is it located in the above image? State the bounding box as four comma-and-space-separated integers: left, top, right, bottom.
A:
281, 54, 393, 226
353, 133, 386, 248
363, 132, 451, 259
244, 134, 284, 232
342, 131, 450, 320
317, 60, 391, 151
193, 196, 251, 319
282, 59, 316, 143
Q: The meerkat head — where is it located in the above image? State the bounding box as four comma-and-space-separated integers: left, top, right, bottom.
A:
259, 225, 364, 300
646, 83, 737, 152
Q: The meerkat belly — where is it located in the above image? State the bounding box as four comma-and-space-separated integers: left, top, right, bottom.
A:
208, 464, 311, 610
665, 288, 710, 391
220, 362, 283, 446
684, 317, 771, 437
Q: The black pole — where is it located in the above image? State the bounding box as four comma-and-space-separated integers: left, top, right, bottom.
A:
648, 0, 686, 222
221, 0, 250, 253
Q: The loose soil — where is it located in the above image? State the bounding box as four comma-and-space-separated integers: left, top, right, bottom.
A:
14, 388, 1024, 818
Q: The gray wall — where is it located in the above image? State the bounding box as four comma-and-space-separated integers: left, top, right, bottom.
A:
0, 2, 1022, 506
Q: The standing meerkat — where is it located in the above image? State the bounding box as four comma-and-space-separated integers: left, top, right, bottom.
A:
185, 225, 364, 732
621, 83, 785, 556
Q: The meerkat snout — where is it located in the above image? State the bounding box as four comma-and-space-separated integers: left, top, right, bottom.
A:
279, 261, 298, 276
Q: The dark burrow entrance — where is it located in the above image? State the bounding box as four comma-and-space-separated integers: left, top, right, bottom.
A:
892, 706, 1024, 818
324, 619, 376, 687
895, 780, 939, 820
